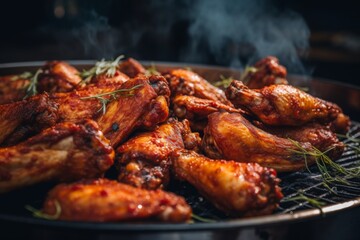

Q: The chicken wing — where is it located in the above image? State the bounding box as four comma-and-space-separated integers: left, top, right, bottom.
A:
171, 150, 283, 217
244, 56, 288, 89
0, 120, 114, 193
202, 112, 316, 172
172, 95, 243, 131
165, 69, 232, 105
226, 80, 345, 127
117, 118, 201, 189
0, 74, 30, 104
42, 178, 191, 222
256, 122, 344, 160
118, 58, 146, 78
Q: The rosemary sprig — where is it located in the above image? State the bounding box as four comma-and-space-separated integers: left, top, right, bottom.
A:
213, 75, 233, 88
240, 66, 258, 83
191, 213, 217, 223
25, 201, 61, 220
24, 69, 43, 99
290, 139, 360, 187
145, 63, 160, 76
80, 84, 143, 114
10, 71, 33, 81
281, 192, 325, 209
80, 55, 125, 84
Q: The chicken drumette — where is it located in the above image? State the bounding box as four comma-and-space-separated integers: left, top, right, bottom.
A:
0, 120, 114, 193
171, 150, 283, 217
202, 112, 316, 172
42, 178, 192, 222
226, 80, 350, 132
117, 118, 200, 189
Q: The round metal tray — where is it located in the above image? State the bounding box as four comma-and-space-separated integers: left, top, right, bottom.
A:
0, 61, 360, 234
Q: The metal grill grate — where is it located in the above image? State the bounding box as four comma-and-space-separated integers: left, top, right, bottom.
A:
277, 121, 360, 213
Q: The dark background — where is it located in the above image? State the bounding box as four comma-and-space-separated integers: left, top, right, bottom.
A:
0, 0, 359, 86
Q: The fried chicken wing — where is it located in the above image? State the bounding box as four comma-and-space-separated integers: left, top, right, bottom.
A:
97, 75, 170, 147
244, 56, 288, 89
171, 150, 283, 217
0, 74, 30, 104
0, 120, 114, 193
226, 80, 345, 126
117, 118, 200, 189
165, 69, 232, 105
202, 112, 316, 172
38, 61, 82, 93
42, 178, 191, 222
256, 122, 344, 160
172, 95, 243, 131
118, 58, 146, 78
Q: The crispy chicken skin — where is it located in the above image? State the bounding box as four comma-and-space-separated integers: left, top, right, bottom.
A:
118, 58, 146, 78
257, 122, 344, 160
84, 70, 130, 86
97, 75, 170, 147
0, 120, 114, 193
165, 69, 232, 105
42, 178, 192, 222
117, 118, 201, 189
38, 61, 82, 93
226, 80, 344, 126
244, 56, 288, 89
171, 150, 283, 217
202, 112, 316, 172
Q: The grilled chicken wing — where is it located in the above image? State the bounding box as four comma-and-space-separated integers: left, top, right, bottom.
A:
244, 56, 288, 89
171, 150, 283, 217
117, 118, 200, 189
38, 61, 82, 93
0, 120, 114, 193
42, 178, 191, 222
165, 69, 232, 105
172, 95, 243, 131
202, 112, 316, 172
118, 58, 146, 78
226, 80, 346, 127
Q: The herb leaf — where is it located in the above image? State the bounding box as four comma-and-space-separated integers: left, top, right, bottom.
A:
25, 201, 61, 220
24, 69, 43, 99
145, 63, 160, 76
10, 71, 33, 81
80, 55, 125, 84
213, 75, 233, 88
240, 66, 258, 83
191, 213, 217, 223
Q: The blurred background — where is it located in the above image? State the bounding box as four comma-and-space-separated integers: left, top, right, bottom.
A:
0, 0, 359, 86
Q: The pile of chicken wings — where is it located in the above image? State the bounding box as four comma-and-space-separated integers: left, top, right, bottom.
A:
0, 56, 350, 222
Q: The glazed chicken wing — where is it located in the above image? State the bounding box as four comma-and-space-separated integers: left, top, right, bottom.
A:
226, 80, 347, 127
42, 178, 191, 222
244, 56, 288, 89
202, 112, 316, 172
172, 95, 244, 131
0, 120, 114, 193
0, 74, 30, 104
171, 150, 283, 217
165, 69, 232, 105
118, 58, 146, 78
117, 118, 201, 189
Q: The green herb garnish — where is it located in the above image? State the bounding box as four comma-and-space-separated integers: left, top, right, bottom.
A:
24, 69, 43, 99
80, 84, 143, 115
25, 201, 61, 220
80, 55, 125, 84
240, 66, 258, 83
282, 192, 325, 209
213, 75, 234, 88
10, 71, 33, 81
191, 213, 217, 223
145, 63, 160, 76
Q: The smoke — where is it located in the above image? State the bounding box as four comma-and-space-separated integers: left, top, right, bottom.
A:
182, 0, 310, 74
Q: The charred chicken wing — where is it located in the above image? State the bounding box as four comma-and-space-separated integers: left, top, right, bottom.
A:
244, 56, 288, 89
42, 178, 192, 222
117, 118, 200, 189
0, 120, 114, 193
226, 80, 347, 127
202, 112, 316, 172
171, 150, 283, 217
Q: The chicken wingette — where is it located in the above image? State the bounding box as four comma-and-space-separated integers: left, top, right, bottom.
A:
42, 178, 192, 222
0, 120, 114, 193
171, 150, 283, 217
117, 118, 200, 189
202, 112, 316, 172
